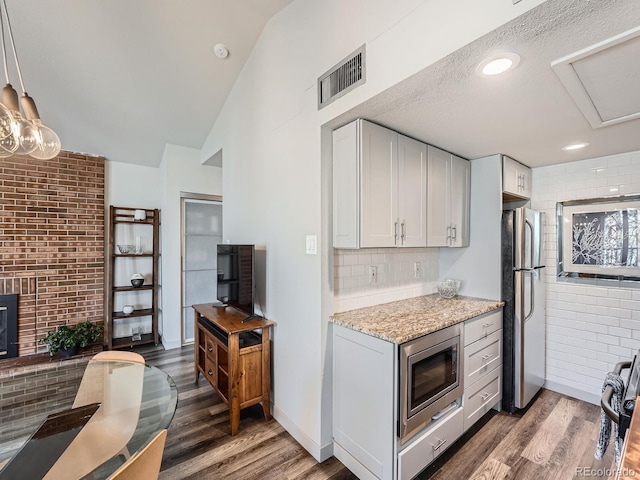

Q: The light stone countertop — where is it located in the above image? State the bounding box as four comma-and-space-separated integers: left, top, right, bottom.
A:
331, 294, 504, 344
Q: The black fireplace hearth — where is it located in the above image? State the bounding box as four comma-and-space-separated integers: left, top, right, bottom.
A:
0, 294, 18, 360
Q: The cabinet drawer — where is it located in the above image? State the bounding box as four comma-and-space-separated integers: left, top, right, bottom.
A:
205, 337, 216, 361
463, 365, 501, 432
398, 407, 463, 480
204, 356, 216, 385
464, 329, 502, 387
464, 310, 502, 346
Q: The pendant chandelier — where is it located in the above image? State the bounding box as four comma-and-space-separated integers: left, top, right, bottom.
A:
0, 0, 60, 160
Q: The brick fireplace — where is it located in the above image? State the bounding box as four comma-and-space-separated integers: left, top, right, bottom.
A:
0, 152, 105, 356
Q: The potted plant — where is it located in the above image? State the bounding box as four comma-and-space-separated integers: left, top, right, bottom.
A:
40, 321, 103, 357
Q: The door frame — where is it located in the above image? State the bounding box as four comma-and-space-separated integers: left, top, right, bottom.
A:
180, 192, 223, 345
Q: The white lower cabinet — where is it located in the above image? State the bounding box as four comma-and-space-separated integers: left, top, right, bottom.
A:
333, 324, 395, 480
398, 407, 463, 480
463, 365, 502, 432
462, 310, 503, 432
332, 308, 503, 480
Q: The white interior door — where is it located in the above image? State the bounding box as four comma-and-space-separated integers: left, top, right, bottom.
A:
181, 197, 222, 345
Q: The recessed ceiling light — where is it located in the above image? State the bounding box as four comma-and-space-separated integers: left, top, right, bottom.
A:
475, 53, 521, 77
561, 142, 590, 151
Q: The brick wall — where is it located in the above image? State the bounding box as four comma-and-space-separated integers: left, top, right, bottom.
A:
0, 152, 105, 356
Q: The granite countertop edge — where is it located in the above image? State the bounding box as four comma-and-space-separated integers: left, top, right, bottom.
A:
331, 294, 504, 344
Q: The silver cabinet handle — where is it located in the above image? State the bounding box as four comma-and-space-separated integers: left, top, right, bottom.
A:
481, 353, 494, 362
452, 225, 457, 243
401, 220, 406, 244
394, 221, 398, 245
446, 225, 452, 243
481, 392, 491, 401
432, 438, 447, 451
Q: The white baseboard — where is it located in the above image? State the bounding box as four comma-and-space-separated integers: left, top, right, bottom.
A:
334, 442, 377, 480
272, 404, 333, 462
544, 381, 600, 406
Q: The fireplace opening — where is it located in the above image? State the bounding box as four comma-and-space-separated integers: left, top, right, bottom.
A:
0, 294, 18, 360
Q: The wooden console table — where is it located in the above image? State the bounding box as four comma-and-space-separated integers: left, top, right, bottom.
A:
193, 303, 276, 435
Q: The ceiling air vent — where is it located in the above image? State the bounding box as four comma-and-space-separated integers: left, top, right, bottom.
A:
318, 45, 365, 109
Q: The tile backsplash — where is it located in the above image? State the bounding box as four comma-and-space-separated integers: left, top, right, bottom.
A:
532, 149, 640, 404
333, 247, 439, 313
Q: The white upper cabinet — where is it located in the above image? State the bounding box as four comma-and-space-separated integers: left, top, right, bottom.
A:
333, 119, 428, 249
427, 146, 470, 247
502, 155, 531, 200
397, 134, 427, 247
451, 154, 471, 247
333, 121, 360, 249
360, 120, 398, 248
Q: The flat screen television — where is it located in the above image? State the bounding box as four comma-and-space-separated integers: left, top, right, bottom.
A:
216, 244, 260, 321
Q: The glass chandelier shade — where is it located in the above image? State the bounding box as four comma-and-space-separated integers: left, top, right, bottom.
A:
0, 1, 61, 160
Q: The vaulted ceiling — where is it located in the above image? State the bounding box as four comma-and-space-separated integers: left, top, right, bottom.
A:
5, 0, 293, 166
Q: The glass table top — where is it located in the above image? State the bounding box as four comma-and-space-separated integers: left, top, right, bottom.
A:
0, 360, 177, 480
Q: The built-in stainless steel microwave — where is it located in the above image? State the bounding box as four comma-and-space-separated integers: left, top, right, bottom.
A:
399, 324, 463, 444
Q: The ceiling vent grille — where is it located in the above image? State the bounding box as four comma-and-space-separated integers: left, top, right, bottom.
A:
318, 45, 365, 109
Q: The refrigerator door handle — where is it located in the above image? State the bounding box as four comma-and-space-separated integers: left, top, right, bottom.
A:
524, 270, 535, 322
525, 218, 534, 269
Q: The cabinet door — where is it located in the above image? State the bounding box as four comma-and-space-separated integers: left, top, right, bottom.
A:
360, 120, 398, 248
520, 167, 532, 199
502, 156, 520, 196
450, 155, 470, 247
398, 135, 427, 247
333, 121, 360, 249
427, 146, 451, 246
502, 155, 531, 199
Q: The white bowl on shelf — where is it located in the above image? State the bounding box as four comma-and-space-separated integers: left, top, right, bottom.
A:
436, 279, 461, 298
122, 305, 135, 315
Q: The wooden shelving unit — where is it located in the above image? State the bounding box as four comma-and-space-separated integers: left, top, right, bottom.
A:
106, 206, 160, 350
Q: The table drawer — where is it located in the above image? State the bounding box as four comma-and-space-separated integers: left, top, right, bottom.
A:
464, 329, 502, 387
205, 337, 216, 361
464, 310, 502, 346
463, 365, 501, 432
204, 356, 216, 385
398, 407, 463, 480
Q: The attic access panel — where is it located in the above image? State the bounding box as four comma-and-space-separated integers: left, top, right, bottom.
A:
552, 26, 640, 129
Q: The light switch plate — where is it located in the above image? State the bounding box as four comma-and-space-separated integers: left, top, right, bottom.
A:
306, 235, 317, 255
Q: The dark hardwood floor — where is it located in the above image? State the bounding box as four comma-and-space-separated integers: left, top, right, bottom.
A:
0, 344, 617, 479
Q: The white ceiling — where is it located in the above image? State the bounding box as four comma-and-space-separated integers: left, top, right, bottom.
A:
5, 0, 640, 169
5, 0, 293, 166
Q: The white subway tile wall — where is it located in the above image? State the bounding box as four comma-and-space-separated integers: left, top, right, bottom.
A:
333, 247, 440, 313
531, 149, 640, 402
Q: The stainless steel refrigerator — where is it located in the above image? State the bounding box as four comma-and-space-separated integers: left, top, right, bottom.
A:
502, 207, 546, 413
